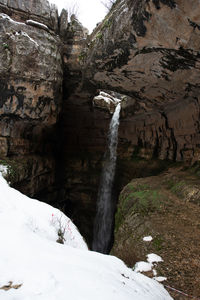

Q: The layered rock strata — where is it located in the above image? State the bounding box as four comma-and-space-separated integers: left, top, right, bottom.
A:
83, 0, 200, 163
0, 0, 63, 196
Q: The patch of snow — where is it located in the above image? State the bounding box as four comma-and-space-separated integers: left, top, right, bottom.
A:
147, 253, 163, 264
0, 13, 25, 25
154, 277, 167, 282
0, 164, 8, 177
26, 19, 49, 31
134, 261, 152, 273
93, 92, 121, 107
20, 31, 39, 47
153, 269, 158, 276
94, 94, 112, 104
134, 254, 167, 283
0, 174, 172, 299
143, 236, 153, 242
99, 91, 121, 104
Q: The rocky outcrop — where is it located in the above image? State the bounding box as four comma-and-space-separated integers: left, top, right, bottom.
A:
0, 14, 62, 122
93, 90, 129, 114
0, 0, 58, 31
59, 9, 68, 38
62, 15, 88, 93
111, 166, 200, 299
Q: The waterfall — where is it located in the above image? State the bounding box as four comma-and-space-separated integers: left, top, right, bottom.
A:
92, 102, 121, 253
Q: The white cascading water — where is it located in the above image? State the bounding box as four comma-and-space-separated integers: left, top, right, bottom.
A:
92, 102, 121, 253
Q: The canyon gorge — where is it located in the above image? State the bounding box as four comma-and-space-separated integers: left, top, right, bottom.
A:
0, 0, 200, 298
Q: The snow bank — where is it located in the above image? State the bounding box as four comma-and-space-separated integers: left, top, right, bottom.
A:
0, 172, 172, 300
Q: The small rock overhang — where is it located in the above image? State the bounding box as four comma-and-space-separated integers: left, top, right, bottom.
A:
93, 90, 130, 114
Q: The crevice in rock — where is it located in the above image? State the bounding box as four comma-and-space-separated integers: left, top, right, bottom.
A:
152, 0, 176, 9
161, 111, 177, 161
188, 18, 200, 31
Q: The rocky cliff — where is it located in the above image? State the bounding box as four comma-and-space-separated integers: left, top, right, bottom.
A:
57, 0, 200, 245
0, 0, 63, 197
1, 0, 200, 268
83, 0, 200, 162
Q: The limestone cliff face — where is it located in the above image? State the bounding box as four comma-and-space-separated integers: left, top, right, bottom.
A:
0, 0, 63, 196
84, 0, 200, 163
58, 0, 200, 244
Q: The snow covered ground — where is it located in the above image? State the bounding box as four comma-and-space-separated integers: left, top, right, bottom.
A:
134, 253, 167, 282
0, 170, 173, 299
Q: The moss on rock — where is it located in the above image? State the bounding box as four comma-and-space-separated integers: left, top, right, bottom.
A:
115, 182, 165, 232
112, 167, 200, 297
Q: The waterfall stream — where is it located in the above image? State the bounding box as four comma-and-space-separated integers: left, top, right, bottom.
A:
92, 103, 121, 253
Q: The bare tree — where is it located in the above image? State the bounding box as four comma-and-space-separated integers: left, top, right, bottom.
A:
101, 0, 116, 11
64, 1, 80, 19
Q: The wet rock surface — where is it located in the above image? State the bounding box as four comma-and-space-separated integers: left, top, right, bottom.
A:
57, 89, 111, 245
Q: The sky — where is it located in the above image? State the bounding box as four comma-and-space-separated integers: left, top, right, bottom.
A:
49, 0, 108, 33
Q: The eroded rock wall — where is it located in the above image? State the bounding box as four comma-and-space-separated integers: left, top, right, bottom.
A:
59, 0, 200, 244
56, 17, 109, 244
84, 0, 200, 163
0, 1, 63, 197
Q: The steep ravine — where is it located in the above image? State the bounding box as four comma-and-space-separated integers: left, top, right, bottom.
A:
0, 2, 200, 297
